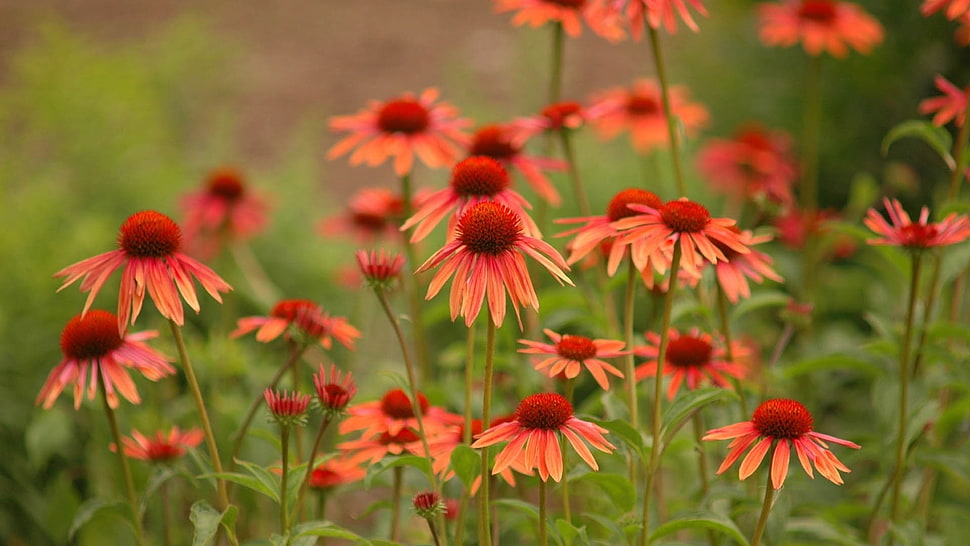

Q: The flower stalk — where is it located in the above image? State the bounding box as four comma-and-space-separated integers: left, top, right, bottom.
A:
100, 387, 146, 546
751, 477, 776, 546
648, 26, 686, 196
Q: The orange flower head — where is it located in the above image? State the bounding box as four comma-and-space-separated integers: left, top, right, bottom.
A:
511, 101, 589, 144
265, 388, 312, 426
472, 392, 615, 482
587, 0, 709, 38
113, 426, 204, 463
376, 99, 431, 134
340, 388, 461, 440
495, 0, 625, 41
608, 188, 663, 221
356, 248, 405, 288
381, 388, 430, 419
919, 75, 969, 128
758, 0, 884, 58
37, 310, 175, 410
635, 328, 746, 399
864, 198, 970, 250
308, 456, 366, 489
232, 298, 360, 350
468, 124, 565, 205
313, 364, 357, 414
519, 328, 627, 390
697, 124, 798, 209
922, 0, 970, 19
703, 398, 861, 489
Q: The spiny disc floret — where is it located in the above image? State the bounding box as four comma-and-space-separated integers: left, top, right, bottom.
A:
61, 310, 125, 360
607, 188, 663, 221
451, 156, 510, 196
469, 125, 518, 160
119, 210, 182, 258
752, 398, 814, 439
556, 335, 598, 361
660, 200, 711, 233
515, 393, 573, 430
457, 202, 522, 255
377, 99, 430, 134
665, 336, 713, 368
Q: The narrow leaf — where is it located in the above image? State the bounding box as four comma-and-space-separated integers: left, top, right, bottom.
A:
661, 388, 736, 446
881, 120, 955, 169
649, 510, 750, 545
588, 418, 646, 457
68, 498, 127, 540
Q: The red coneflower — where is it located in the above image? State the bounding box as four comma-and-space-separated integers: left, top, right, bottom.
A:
55, 210, 232, 332
703, 398, 861, 489
704, 229, 783, 304
634, 328, 747, 399
918, 75, 968, 128
417, 201, 573, 328
758, 0, 884, 58
313, 364, 357, 414
494, 0, 624, 40
519, 328, 627, 390
180, 166, 269, 258
864, 197, 970, 250
264, 388, 312, 426
327, 88, 471, 176
114, 426, 204, 462
355, 248, 406, 288
589, 0, 708, 37
696, 124, 798, 209
512, 101, 588, 145
587, 79, 708, 154
231, 299, 360, 350
472, 393, 615, 482
307, 455, 367, 490
339, 388, 461, 439
467, 124, 566, 206
318, 187, 408, 243
339, 427, 427, 465
401, 156, 539, 242
36, 310, 175, 409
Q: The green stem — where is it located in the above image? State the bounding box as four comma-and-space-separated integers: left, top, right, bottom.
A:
647, 26, 686, 197
558, 129, 590, 217
623, 258, 640, 432
539, 479, 549, 546
480, 319, 497, 546
391, 466, 403, 541
549, 22, 564, 105
561, 439, 572, 525
427, 516, 443, 546
100, 387, 146, 545
750, 478, 776, 546
716, 284, 747, 417
910, 254, 941, 379
169, 321, 230, 511
290, 415, 333, 524
693, 413, 717, 546
455, 326, 476, 546
888, 253, 924, 529
280, 425, 290, 535
231, 343, 308, 467
399, 171, 431, 383
640, 244, 683, 546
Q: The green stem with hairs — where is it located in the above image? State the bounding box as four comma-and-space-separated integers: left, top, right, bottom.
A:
100, 387, 146, 545
479, 319, 497, 546
391, 466, 403, 541
539, 478, 549, 546
751, 478, 776, 546
454, 325, 476, 546
279, 425, 290, 535
647, 26, 686, 197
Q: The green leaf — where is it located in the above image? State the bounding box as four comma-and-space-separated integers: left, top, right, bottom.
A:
449, 445, 480, 488
573, 472, 636, 512
293, 520, 371, 542
190, 501, 238, 546
780, 354, 881, 380
882, 120, 955, 169
785, 518, 867, 545
206, 471, 278, 502
729, 290, 790, 322
140, 466, 178, 518
556, 518, 588, 546
649, 510, 749, 545
363, 455, 433, 489
588, 418, 646, 457
660, 388, 736, 447
493, 498, 539, 519
68, 498, 128, 541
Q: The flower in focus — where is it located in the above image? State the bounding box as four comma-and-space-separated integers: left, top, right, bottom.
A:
412, 490, 446, 520
401, 156, 540, 242
635, 328, 747, 399
614, 198, 749, 277
355, 248, 406, 289
922, 0, 970, 19
327, 88, 470, 176
307, 455, 367, 490
557, 188, 665, 278
918, 75, 968, 128
340, 388, 461, 439
36, 310, 176, 410
512, 101, 588, 144
696, 125, 798, 209
705, 229, 783, 303
587, 78, 709, 154
114, 426, 204, 463
55, 210, 232, 332
180, 166, 269, 258
318, 187, 407, 242
264, 388, 312, 426
472, 393, 615, 482
588, 0, 708, 37
417, 202, 573, 328
313, 364, 357, 415
467, 124, 566, 206
231, 299, 360, 350
864, 197, 970, 250
703, 398, 861, 489
519, 329, 627, 390
758, 0, 884, 58
494, 0, 624, 40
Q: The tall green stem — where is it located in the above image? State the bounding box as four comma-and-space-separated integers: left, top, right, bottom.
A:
623, 258, 640, 432
647, 27, 686, 197
640, 245, 682, 546
169, 321, 230, 510
279, 425, 290, 535
558, 130, 590, 217
399, 172, 431, 382
100, 387, 146, 545
480, 319, 497, 546
538, 478, 549, 546
290, 415, 333, 524
391, 466, 403, 541
750, 478, 776, 546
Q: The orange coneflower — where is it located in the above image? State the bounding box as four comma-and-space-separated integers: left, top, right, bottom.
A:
864, 197, 970, 250
696, 124, 798, 209
589, 0, 708, 37
472, 393, 615, 482
702, 229, 783, 303
758, 0, 884, 58
180, 166, 269, 258
307, 455, 367, 490
519, 329, 627, 390
922, 0, 970, 19
919, 75, 968, 128
339, 388, 461, 439
231, 299, 360, 350
494, 0, 624, 40
634, 328, 747, 399
339, 427, 427, 465
424, 418, 526, 492
36, 310, 175, 409
114, 426, 204, 462
417, 201, 573, 328
55, 210, 232, 332
467, 124, 566, 206
318, 187, 408, 243
327, 88, 471, 176
703, 398, 860, 489
587, 78, 709, 154
511, 101, 588, 145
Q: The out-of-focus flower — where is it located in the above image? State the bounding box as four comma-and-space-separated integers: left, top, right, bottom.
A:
339, 427, 426, 464
113, 426, 204, 462
588, 0, 708, 37
614, 198, 749, 277
55, 210, 232, 332
467, 124, 566, 206
36, 310, 175, 410
864, 197, 970, 250
519, 329, 626, 390
339, 388, 461, 439
703, 398, 861, 489
180, 167, 269, 258
401, 156, 539, 242
772, 207, 833, 249
472, 393, 615, 482
318, 187, 407, 243
265, 388, 312, 426
758, 0, 884, 58
512, 101, 588, 144
355, 248, 406, 290
705, 229, 783, 303
307, 455, 367, 489
635, 328, 747, 399
412, 490, 446, 520
494, 0, 624, 40
231, 299, 360, 350
919, 75, 968, 128
417, 202, 573, 328
313, 364, 357, 415
922, 0, 970, 19
587, 78, 708, 154
327, 88, 471, 176
696, 125, 798, 209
